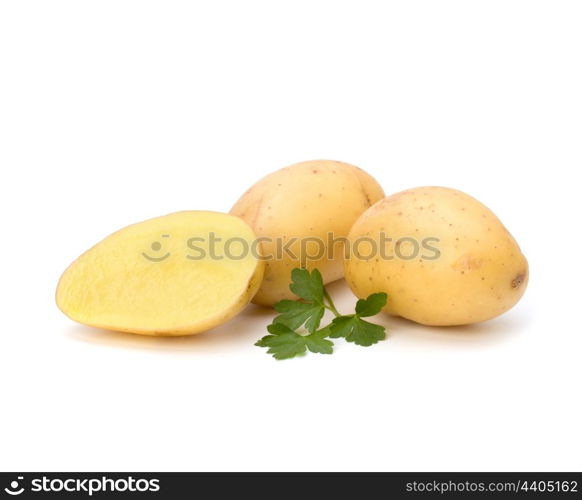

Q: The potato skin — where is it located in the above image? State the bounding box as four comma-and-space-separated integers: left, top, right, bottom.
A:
230, 160, 385, 306
344, 187, 528, 326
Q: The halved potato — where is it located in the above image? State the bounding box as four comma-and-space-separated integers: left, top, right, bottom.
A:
56, 211, 264, 335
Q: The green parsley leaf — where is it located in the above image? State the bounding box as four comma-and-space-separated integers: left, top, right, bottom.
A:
355, 292, 388, 317
289, 268, 324, 303
257, 269, 388, 359
329, 315, 386, 346
303, 328, 334, 354
273, 299, 324, 333
255, 322, 333, 359
255, 323, 307, 360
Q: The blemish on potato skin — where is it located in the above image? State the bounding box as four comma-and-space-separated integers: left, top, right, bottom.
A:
511, 272, 527, 289
452, 254, 483, 272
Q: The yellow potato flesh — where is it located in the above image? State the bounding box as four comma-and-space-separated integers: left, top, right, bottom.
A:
230, 160, 385, 306
344, 187, 528, 326
56, 211, 264, 335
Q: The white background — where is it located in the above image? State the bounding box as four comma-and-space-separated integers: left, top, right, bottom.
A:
1, 1, 581, 472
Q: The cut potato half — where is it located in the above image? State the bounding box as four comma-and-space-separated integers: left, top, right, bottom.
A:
56, 211, 264, 336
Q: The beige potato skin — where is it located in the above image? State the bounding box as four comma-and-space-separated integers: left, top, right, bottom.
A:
344, 187, 528, 326
230, 160, 385, 306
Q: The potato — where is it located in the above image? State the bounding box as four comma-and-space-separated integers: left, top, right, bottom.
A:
230, 160, 385, 306
344, 187, 528, 326
56, 211, 264, 335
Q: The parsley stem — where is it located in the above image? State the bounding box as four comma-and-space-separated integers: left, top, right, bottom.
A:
323, 288, 341, 317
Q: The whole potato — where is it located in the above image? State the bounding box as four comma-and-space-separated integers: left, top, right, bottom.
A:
344, 187, 528, 326
231, 160, 385, 306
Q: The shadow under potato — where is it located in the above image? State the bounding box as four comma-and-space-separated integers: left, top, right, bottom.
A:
66, 299, 530, 356
326, 278, 531, 346
379, 309, 532, 346
66, 304, 275, 354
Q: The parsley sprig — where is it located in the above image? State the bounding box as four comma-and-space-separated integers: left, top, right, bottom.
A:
256, 268, 388, 359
